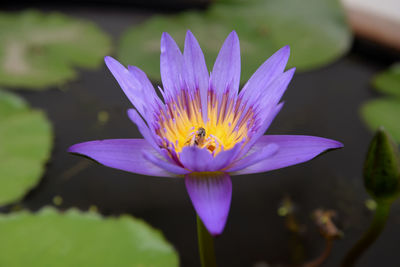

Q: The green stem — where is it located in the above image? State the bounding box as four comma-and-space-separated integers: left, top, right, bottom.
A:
197, 215, 217, 267
341, 201, 391, 267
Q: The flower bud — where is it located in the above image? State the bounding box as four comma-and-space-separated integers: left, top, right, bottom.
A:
364, 127, 400, 202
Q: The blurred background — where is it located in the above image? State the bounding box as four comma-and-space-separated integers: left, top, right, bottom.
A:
0, 0, 399, 266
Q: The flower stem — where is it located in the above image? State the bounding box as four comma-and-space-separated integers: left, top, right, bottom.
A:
303, 238, 333, 267
341, 201, 391, 267
197, 215, 217, 267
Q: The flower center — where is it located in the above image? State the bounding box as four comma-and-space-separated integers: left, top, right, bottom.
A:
184, 127, 218, 153
155, 90, 255, 156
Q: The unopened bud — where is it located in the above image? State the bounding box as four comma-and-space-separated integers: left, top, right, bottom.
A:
364, 127, 400, 202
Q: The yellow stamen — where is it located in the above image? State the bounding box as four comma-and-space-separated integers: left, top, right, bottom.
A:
156, 91, 254, 156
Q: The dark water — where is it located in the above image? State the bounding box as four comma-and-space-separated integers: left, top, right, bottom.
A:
5, 5, 400, 267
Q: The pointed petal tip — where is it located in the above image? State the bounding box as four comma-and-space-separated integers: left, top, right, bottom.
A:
184, 30, 199, 49
198, 214, 226, 237
184, 30, 199, 47
229, 30, 238, 38
104, 55, 117, 65
282, 44, 290, 51
68, 142, 92, 155
126, 108, 135, 118
67, 141, 94, 155
279, 45, 290, 59
322, 138, 344, 150
186, 29, 194, 37
161, 32, 175, 50
319, 139, 344, 155
104, 56, 125, 72
161, 32, 169, 38
160, 32, 170, 52
67, 144, 78, 154
67, 142, 102, 162
206, 223, 225, 236
332, 140, 344, 149
226, 31, 239, 45
232, 135, 344, 175
68, 139, 179, 177
273, 67, 295, 85
198, 206, 229, 236
284, 67, 296, 79
185, 172, 232, 236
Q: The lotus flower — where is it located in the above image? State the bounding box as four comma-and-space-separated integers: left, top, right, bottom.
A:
69, 31, 343, 236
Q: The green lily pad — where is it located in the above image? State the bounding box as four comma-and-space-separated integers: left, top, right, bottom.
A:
361, 98, 400, 142
0, 207, 179, 267
0, 10, 112, 89
118, 0, 351, 83
372, 63, 400, 98
0, 90, 52, 205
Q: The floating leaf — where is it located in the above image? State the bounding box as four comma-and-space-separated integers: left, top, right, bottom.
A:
118, 0, 351, 83
0, 90, 52, 205
372, 63, 400, 98
0, 10, 112, 89
361, 99, 400, 143
0, 207, 179, 267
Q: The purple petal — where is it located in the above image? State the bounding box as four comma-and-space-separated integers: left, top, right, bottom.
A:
237, 102, 284, 159
68, 139, 179, 177
231, 135, 343, 175
210, 31, 240, 100
183, 30, 209, 122
211, 142, 243, 171
235, 68, 294, 156
185, 172, 232, 236
239, 46, 290, 106
142, 149, 190, 175
104, 56, 157, 118
226, 143, 279, 172
127, 66, 162, 116
255, 68, 295, 122
160, 32, 184, 102
239, 68, 295, 158
179, 146, 213, 172
126, 109, 161, 153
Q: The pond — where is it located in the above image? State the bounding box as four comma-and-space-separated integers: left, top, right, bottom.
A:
2, 3, 400, 267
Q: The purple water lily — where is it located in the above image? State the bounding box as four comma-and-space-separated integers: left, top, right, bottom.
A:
69, 31, 343, 236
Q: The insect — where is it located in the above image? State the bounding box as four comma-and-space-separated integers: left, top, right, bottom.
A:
186, 127, 207, 147
194, 127, 206, 146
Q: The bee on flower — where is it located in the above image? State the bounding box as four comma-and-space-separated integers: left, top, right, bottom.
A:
69, 30, 343, 236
